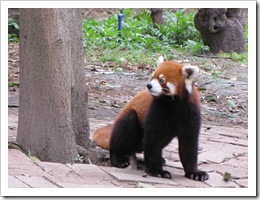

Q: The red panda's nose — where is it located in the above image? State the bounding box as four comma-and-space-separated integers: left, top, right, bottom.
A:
147, 83, 152, 89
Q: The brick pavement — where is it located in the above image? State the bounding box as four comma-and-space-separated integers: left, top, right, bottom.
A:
7, 114, 249, 191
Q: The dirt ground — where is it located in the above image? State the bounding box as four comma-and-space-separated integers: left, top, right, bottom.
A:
8, 42, 248, 128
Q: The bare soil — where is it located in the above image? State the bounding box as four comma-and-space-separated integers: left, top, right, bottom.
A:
8, 42, 248, 128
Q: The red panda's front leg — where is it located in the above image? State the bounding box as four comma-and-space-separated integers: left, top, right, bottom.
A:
144, 136, 172, 179
143, 120, 172, 179
178, 108, 209, 181
178, 133, 209, 181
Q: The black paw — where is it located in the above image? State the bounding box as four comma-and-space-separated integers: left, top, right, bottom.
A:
160, 170, 172, 179
115, 160, 130, 168
146, 169, 172, 179
110, 154, 130, 168
185, 171, 209, 181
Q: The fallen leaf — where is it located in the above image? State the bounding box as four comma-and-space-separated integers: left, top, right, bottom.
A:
138, 182, 154, 188
226, 100, 236, 107
223, 172, 232, 181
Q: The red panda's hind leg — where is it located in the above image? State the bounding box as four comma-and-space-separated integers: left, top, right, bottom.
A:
110, 110, 142, 168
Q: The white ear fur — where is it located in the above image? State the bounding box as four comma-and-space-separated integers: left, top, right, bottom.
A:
182, 65, 199, 80
156, 56, 164, 66
182, 65, 199, 94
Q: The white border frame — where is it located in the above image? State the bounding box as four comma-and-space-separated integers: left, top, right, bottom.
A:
1, 1, 256, 197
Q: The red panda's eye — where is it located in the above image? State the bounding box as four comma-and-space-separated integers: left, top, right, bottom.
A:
159, 78, 165, 84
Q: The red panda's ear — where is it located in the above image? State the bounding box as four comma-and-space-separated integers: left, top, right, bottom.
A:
156, 56, 164, 67
182, 65, 199, 94
182, 65, 199, 80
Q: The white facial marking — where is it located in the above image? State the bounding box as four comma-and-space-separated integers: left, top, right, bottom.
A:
156, 56, 164, 66
159, 74, 164, 79
166, 82, 176, 95
148, 79, 162, 96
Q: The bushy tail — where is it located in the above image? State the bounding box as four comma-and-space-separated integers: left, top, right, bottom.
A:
92, 124, 113, 150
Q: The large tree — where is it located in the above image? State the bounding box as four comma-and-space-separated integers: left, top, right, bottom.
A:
194, 8, 246, 54
151, 8, 165, 28
17, 9, 90, 163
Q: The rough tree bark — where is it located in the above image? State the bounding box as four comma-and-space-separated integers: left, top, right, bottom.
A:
17, 8, 90, 163
194, 8, 246, 54
151, 8, 165, 28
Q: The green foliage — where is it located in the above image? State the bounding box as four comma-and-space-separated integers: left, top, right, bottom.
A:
75, 154, 84, 163
82, 9, 208, 66
8, 34, 19, 43
217, 51, 248, 65
8, 15, 19, 30
8, 15, 19, 43
82, 9, 248, 66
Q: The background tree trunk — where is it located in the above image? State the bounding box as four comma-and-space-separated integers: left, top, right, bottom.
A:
194, 8, 246, 54
17, 8, 90, 163
151, 8, 165, 28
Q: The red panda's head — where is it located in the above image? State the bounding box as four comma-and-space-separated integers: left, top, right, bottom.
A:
147, 57, 199, 97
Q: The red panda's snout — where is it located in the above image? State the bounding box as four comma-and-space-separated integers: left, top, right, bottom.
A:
147, 78, 176, 97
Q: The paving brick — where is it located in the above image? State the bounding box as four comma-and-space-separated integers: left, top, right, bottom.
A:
164, 167, 210, 188
59, 183, 118, 188
36, 162, 82, 183
199, 163, 248, 179
66, 163, 113, 181
37, 162, 117, 187
225, 157, 248, 169
100, 166, 178, 186
8, 149, 44, 177
199, 141, 247, 164
199, 149, 234, 164
8, 176, 30, 188
207, 137, 248, 147
15, 175, 59, 188
8, 120, 249, 189
234, 179, 248, 188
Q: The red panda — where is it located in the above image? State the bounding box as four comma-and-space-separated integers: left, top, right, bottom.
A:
92, 57, 208, 181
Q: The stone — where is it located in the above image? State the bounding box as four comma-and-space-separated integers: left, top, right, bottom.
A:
8, 176, 30, 188
8, 149, 44, 177
15, 175, 59, 188
100, 166, 178, 186
205, 172, 238, 187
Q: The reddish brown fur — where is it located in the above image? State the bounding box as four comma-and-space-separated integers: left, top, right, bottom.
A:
92, 124, 113, 150
92, 61, 200, 150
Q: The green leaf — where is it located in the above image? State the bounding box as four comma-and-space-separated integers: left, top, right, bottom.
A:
226, 100, 236, 107
138, 182, 155, 188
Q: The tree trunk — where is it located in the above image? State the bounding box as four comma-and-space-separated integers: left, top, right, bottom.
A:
194, 8, 246, 54
17, 8, 90, 163
151, 8, 165, 28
